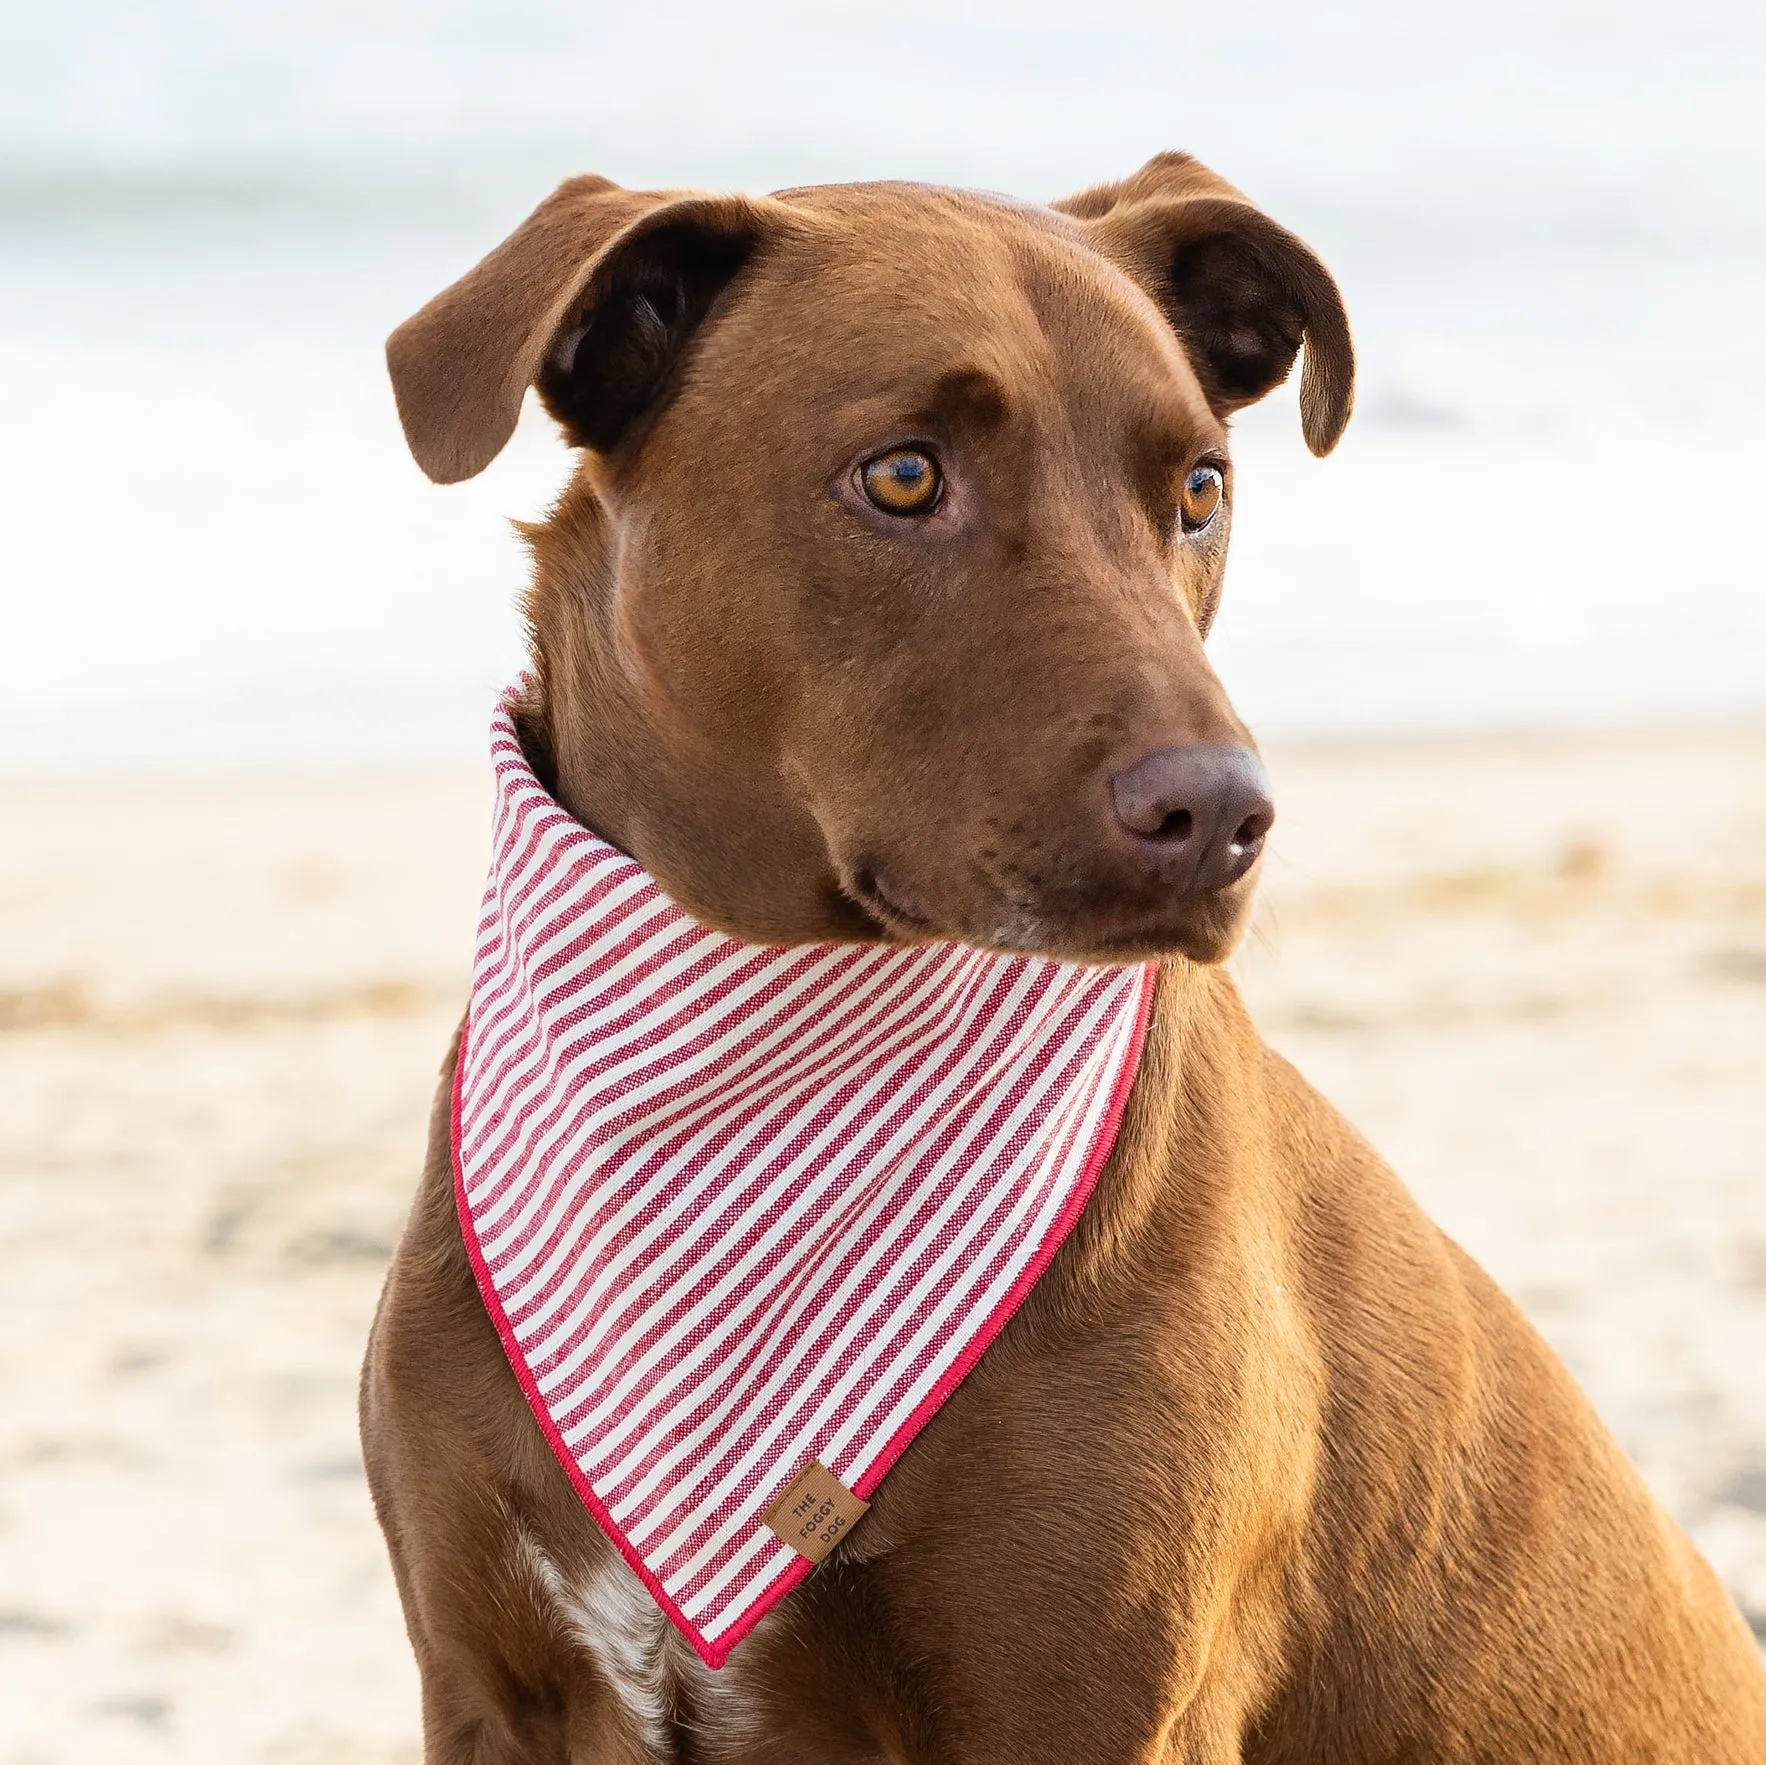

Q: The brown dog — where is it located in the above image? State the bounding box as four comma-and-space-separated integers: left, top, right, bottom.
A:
361, 155, 1766, 1761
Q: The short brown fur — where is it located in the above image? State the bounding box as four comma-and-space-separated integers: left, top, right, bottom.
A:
363, 156, 1766, 1761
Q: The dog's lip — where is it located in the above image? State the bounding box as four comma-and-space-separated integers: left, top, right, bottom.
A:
960, 877, 1254, 964
844, 865, 1246, 962
1050, 895, 1249, 964
846, 867, 936, 938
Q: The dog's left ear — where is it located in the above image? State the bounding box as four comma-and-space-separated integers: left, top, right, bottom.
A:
1057, 152, 1355, 456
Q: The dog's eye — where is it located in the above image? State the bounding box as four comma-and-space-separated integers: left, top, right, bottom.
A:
859, 449, 943, 515
1179, 464, 1224, 533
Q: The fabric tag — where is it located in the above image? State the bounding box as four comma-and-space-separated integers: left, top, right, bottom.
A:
763, 1462, 871, 1564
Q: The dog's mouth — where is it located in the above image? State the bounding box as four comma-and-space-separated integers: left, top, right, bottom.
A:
845, 867, 938, 940
842, 862, 1249, 967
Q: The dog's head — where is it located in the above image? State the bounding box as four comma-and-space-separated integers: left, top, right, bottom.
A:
389, 155, 1352, 963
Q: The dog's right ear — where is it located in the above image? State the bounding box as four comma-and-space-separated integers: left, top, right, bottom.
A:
387, 176, 785, 484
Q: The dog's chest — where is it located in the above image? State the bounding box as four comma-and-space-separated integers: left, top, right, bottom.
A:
520, 1530, 678, 1754
523, 1532, 814, 1763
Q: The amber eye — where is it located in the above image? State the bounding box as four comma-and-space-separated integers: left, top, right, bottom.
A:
859, 448, 943, 515
1179, 464, 1225, 533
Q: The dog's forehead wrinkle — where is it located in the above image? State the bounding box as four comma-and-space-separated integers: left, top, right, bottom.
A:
768, 177, 1079, 234
752, 191, 1075, 329
974, 230, 1222, 468
726, 206, 1214, 474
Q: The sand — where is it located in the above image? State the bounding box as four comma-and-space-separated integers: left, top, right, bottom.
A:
2, 726, 1763, 1761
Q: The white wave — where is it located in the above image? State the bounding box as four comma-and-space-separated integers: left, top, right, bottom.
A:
1, 0, 1762, 759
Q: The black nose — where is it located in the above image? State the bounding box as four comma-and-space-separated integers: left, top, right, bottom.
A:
1109, 745, 1275, 894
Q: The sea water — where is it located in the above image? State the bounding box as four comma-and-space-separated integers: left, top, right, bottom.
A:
1, 0, 1762, 764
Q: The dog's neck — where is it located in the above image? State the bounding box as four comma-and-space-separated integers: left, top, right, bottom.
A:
516, 479, 878, 945
511, 480, 646, 856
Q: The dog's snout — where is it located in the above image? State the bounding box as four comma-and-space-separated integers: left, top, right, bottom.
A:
1109, 746, 1275, 893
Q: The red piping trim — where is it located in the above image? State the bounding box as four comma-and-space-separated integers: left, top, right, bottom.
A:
451, 957, 1158, 1670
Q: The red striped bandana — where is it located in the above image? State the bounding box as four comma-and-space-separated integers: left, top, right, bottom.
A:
455, 700, 1155, 1665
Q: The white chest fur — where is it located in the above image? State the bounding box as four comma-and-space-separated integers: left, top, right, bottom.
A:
518, 1524, 675, 1754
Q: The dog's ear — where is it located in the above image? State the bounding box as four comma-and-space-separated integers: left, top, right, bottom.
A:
387, 177, 786, 483
1057, 153, 1354, 456
1056, 150, 1253, 219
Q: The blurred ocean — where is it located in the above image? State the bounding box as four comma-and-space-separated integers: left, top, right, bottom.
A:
2, 0, 1764, 763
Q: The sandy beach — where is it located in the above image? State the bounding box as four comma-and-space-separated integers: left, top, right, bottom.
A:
1, 724, 1763, 1761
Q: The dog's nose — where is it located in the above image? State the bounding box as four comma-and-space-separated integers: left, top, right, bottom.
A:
1109, 745, 1275, 894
